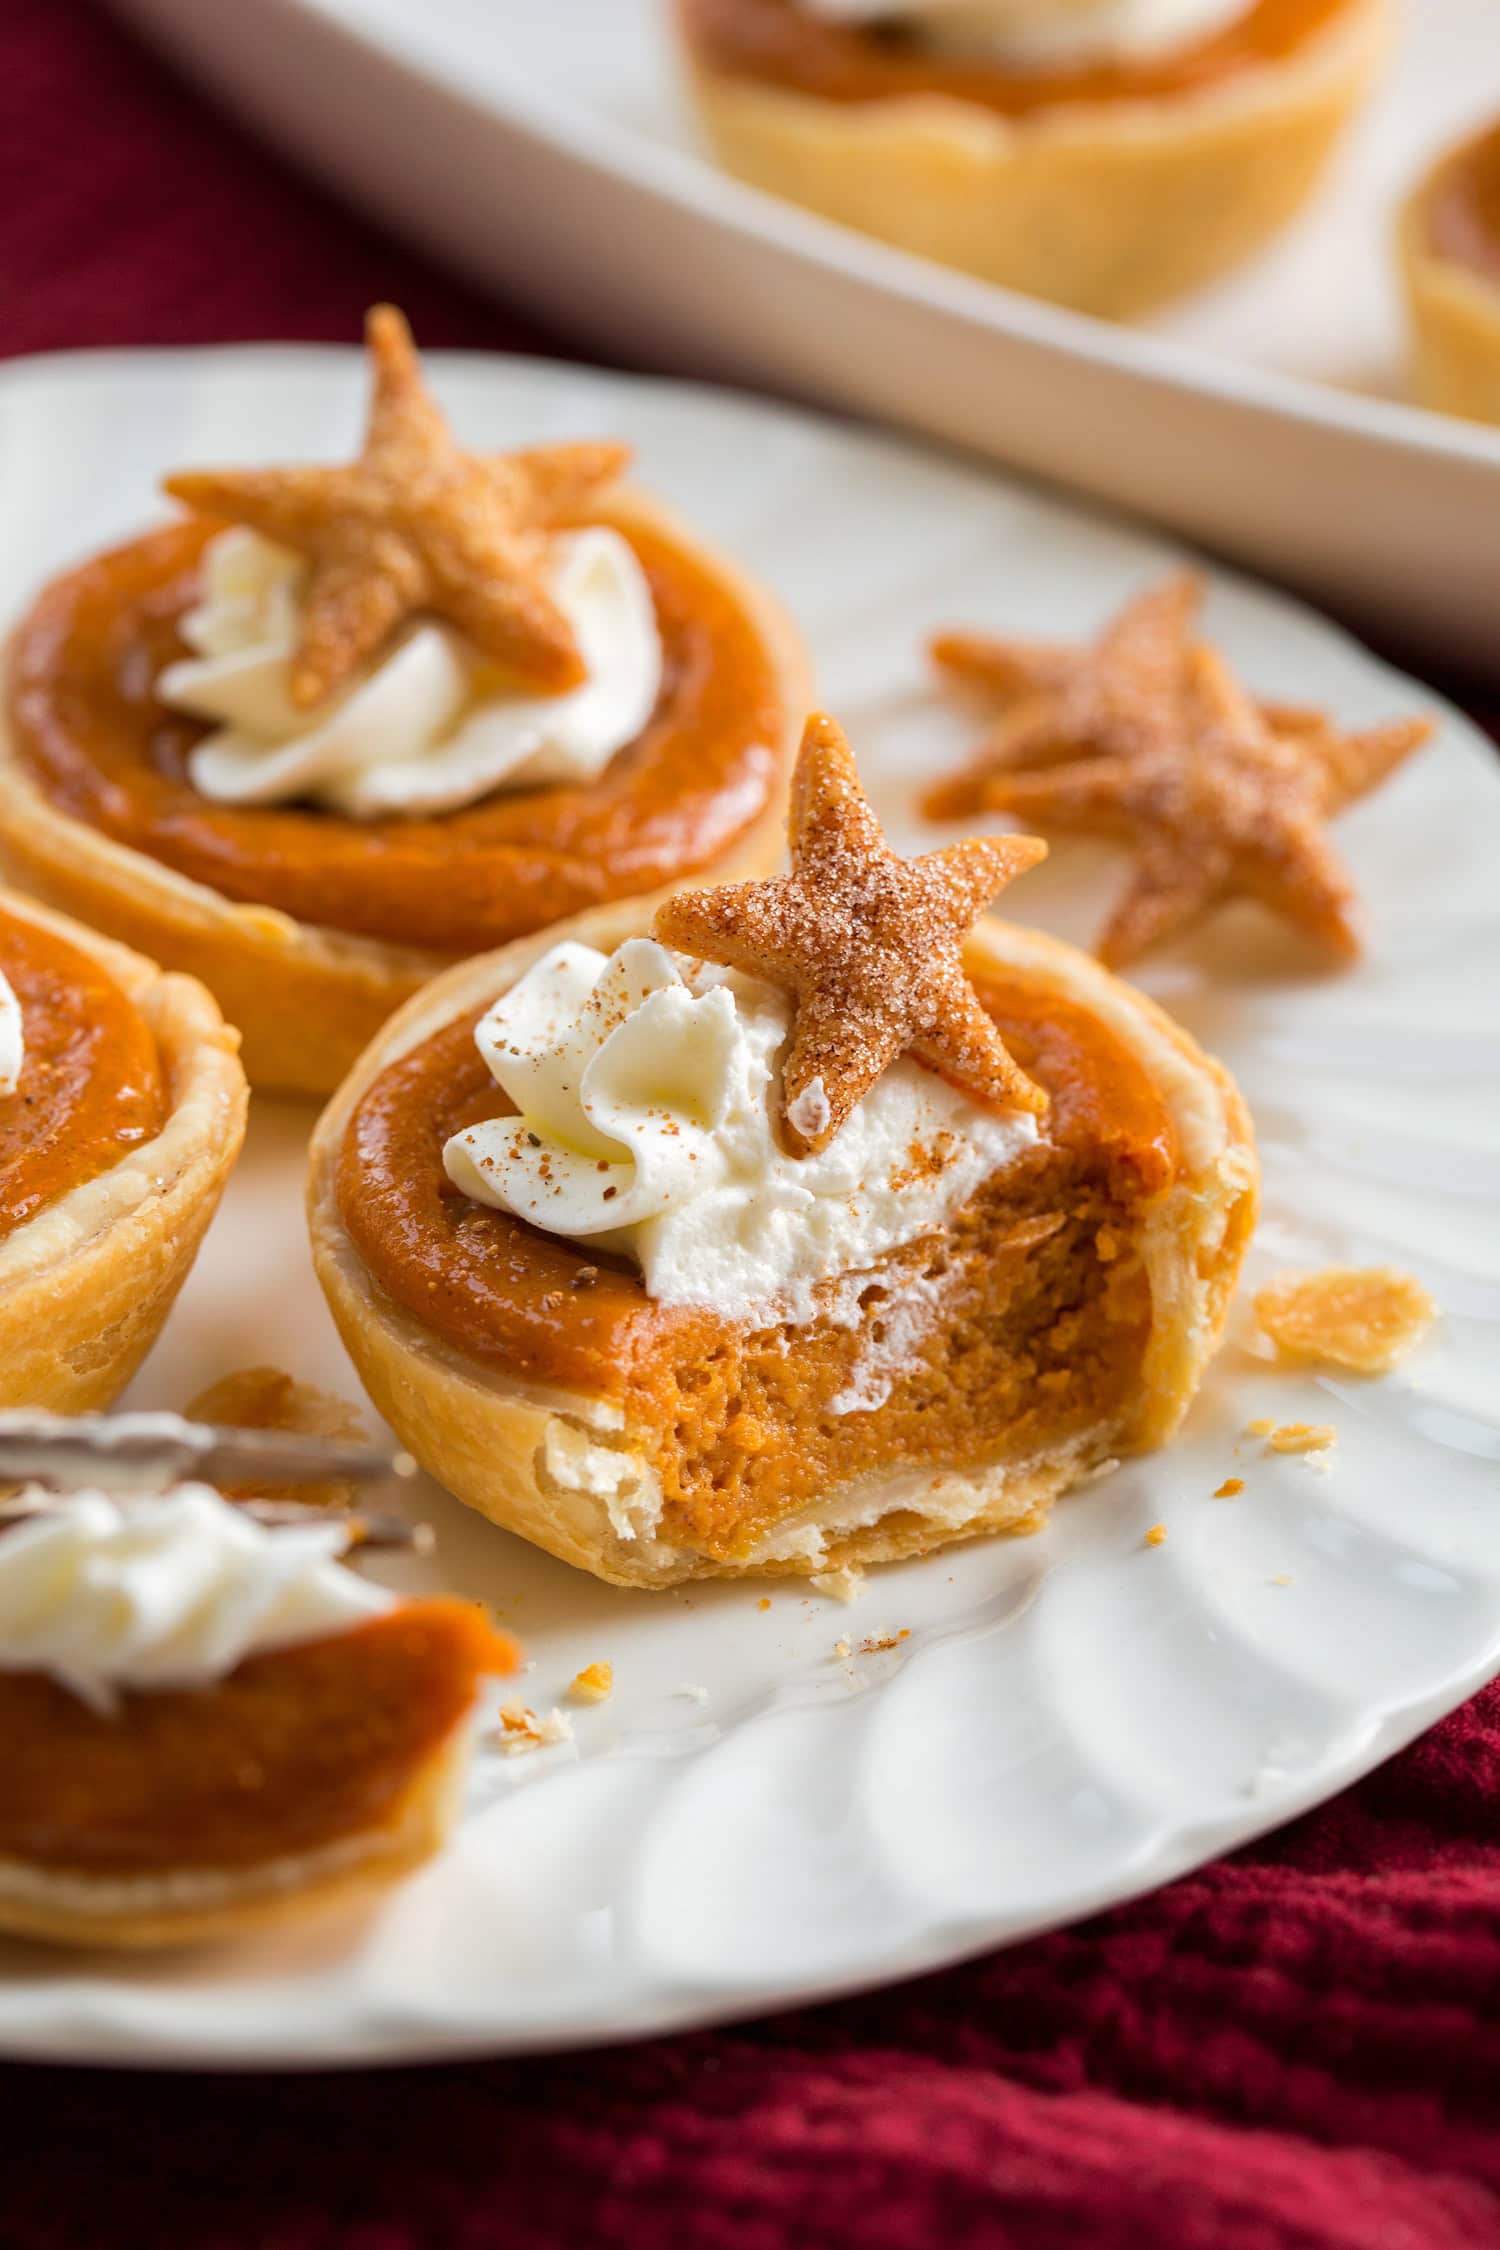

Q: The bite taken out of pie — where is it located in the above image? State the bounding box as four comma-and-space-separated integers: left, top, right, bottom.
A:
0, 1482, 515, 1950
674, 0, 1391, 316
0, 888, 246, 1413
0, 308, 810, 1094
309, 712, 1257, 1589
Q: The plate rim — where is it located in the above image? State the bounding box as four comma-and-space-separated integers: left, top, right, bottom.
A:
124, 0, 1500, 475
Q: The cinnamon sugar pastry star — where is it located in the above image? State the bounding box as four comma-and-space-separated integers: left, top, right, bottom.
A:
654, 710, 1047, 1152
165, 305, 628, 706
926, 574, 1324, 823
972, 644, 1430, 968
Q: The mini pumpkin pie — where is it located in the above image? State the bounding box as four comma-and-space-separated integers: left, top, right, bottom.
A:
0, 1481, 515, 1950
309, 711, 1257, 1589
0, 308, 809, 1096
674, 0, 1390, 316
926, 576, 1432, 965
0, 889, 245, 1413
1399, 115, 1500, 427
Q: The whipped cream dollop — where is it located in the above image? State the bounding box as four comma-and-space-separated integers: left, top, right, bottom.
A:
0, 969, 22, 1097
442, 937, 1039, 1324
0, 1485, 392, 1712
803, 0, 1251, 65
157, 523, 662, 818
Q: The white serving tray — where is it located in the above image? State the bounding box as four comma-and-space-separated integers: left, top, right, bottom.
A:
0, 344, 1496, 2066
110, 0, 1500, 679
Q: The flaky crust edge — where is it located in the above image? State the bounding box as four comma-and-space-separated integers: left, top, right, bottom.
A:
306, 898, 1258, 1590
0, 1717, 469, 1952
0, 488, 812, 1096
675, 0, 1388, 317
0, 891, 247, 1414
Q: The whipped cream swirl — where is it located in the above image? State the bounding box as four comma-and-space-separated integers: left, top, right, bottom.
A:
0, 969, 23, 1097
0, 1485, 392, 1712
442, 937, 1039, 1324
158, 523, 662, 818
803, 0, 1251, 65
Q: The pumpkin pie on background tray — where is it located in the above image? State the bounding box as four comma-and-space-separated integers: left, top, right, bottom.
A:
673, 0, 1391, 316
308, 712, 1257, 1589
1400, 114, 1500, 428
0, 889, 244, 1414
0, 308, 809, 1094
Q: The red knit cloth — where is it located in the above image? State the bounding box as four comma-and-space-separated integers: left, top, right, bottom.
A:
4, 7, 1500, 2244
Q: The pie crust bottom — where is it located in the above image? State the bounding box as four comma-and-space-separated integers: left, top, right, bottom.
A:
0, 1724, 468, 1952
308, 900, 1257, 1589
0, 893, 246, 1413
676, 0, 1388, 317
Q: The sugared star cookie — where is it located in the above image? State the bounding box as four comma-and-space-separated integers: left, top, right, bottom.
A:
654, 711, 1047, 1155
979, 646, 1431, 968
925, 574, 1327, 823
165, 305, 630, 708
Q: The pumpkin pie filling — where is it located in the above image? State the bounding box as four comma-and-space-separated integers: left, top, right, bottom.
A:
677, 0, 1353, 115
7, 511, 785, 956
1425, 119, 1500, 285
0, 903, 166, 1242
337, 972, 1177, 1559
0, 1598, 507, 1879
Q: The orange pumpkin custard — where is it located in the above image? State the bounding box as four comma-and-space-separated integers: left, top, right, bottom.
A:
0, 1484, 515, 1949
0, 891, 244, 1413
675, 0, 1389, 315
0, 309, 808, 1094
310, 713, 1257, 1588
1400, 117, 1500, 427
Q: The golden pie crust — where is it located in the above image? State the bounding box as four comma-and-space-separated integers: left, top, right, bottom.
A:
307, 895, 1257, 1589
0, 1720, 469, 1953
1399, 119, 1500, 427
675, 0, 1390, 316
0, 892, 246, 1414
0, 490, 811, 1097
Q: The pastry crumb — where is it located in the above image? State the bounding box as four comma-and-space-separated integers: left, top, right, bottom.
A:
569, 1661, 613, 1705
496, 1702, 575, 1756
757, 1596, 772, 1612
810, 1565, 864, 1604
1270, 1574, 1294, 1587
1254, 1266, 1436, 1374
856, 1629, 911, 1655
833, 1637, 853, 1661
1245, 1418, 1275, 1438
1266, 1422, 1337, 1456
1144, 1523, 1168, 1548
1214, 1477, 1245, 1498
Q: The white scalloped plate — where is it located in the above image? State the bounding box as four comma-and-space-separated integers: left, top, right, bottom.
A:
0, 346, 1496, 2069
